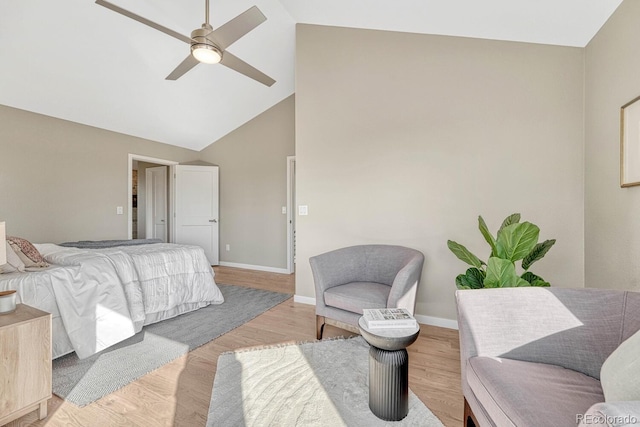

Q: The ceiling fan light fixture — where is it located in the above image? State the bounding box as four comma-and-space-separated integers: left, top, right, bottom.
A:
191, 43, 222, 64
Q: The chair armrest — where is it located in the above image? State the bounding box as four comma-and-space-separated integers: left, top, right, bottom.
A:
310, 248, 364, 311
387, 254, 424, 313
579, 402, 640, 427
456, 287, 628, 380
310, 250, 354, 295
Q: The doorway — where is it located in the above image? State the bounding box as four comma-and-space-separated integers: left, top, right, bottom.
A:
128, 154, 179, 240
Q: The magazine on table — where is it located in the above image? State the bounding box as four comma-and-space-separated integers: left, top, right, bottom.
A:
362, 308, 417, 329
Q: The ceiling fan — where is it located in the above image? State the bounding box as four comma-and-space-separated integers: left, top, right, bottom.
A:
95, 0, 275, 86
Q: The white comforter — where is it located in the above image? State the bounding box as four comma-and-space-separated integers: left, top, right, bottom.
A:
1, 243, 223, 359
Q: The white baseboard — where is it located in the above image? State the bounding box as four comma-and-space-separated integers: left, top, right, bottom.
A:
293, 295, 459, 330
414, 314, 458, 330
293, 294, 317, 305
218, 261, 290, 275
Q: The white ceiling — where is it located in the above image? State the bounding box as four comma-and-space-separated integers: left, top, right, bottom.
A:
0, 0, 622, 151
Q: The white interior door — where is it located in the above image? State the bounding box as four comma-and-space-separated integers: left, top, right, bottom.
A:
174, 165, 219, 265
145, 166, 167, 242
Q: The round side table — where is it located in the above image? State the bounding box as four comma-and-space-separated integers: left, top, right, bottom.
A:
358, 316, 420, 421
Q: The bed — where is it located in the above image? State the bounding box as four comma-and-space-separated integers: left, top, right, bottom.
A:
0, 242, 224, 359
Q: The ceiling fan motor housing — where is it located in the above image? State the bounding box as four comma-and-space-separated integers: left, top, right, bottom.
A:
190, 24, 222, 63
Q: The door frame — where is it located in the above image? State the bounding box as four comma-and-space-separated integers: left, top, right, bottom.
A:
286, 156, 296, 273
128, 154, 179, 240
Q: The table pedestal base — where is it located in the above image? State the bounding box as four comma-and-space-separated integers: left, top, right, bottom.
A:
368, 346, 409, 421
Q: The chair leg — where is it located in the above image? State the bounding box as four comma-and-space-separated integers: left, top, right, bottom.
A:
464, 398, 479, 427
316, 315, 325, 340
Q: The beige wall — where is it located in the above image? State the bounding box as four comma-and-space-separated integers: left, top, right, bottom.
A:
295, 25, 585, 322
199, 96, 295, 269
0, 105, 198, 243
585, 0, 640, 292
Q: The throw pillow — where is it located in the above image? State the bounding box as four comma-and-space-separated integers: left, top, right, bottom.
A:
7, 236, 49, 268
600, 328, 640, 402
0, 241, 26, 273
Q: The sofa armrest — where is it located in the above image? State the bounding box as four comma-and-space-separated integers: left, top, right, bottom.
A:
579, 402, 640, 427
456, 287, 628, 381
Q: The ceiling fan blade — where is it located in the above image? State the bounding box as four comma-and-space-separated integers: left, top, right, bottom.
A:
95, 0, 191, 44
209, 6, 266, 50
220, 52, 275, 87
166, 55, 200, 80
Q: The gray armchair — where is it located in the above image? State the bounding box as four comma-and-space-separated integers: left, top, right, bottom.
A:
310, 244, 424, 339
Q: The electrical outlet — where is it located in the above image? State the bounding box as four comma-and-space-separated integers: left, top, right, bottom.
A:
226, 244, 230, 251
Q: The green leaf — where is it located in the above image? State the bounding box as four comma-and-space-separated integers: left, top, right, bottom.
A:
498, 213, 521, 236
516, 277, 533, 287
455, 274, 470, 289
520, 272, 550, 287
457, 268, 486, 289
521, 271, 543, 284
447, 240, 484, 269
522, 239, 556, 270
484, 257, 522, 288
531, 280, 551, 287
496, 222, 540, 262
478, 216, 497, 257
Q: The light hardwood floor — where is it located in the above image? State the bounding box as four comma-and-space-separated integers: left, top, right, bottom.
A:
6, 266, 463, 427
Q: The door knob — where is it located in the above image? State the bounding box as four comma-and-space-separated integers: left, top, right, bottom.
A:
209, 219, 217, 223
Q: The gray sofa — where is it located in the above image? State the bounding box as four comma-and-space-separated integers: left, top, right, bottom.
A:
310, 244, 424, 339
456, 287, 640, 427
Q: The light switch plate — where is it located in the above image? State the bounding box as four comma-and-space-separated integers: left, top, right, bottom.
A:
116, 206, 124, 215
282, 206, 287, 214
298, 205, 308, 216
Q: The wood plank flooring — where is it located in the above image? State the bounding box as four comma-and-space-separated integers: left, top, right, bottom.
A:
6, 266, 463, 427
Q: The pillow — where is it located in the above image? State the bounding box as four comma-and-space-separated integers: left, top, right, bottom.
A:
0, 241, 26, 273
600, 328, 640, 402
7, 236, 49, 268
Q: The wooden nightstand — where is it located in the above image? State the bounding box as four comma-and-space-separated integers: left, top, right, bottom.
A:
0, 304, 52, 425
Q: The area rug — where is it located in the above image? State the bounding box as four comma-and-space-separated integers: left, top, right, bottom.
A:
52, 284, 291, 406
207, 336, 444, 427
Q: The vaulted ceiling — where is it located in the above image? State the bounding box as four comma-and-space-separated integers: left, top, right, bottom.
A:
0, 0, 622, 151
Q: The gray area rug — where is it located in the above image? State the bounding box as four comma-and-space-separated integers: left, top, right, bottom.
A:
207, 336, 444, 427
52, 284, 291, 406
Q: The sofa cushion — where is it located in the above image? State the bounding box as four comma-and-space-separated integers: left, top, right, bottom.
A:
324, 282, 389, 314
468, 356, 604, 427
601, 328, 640, 402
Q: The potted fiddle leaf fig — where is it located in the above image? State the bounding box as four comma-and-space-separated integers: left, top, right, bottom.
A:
447, 213, 556, 289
